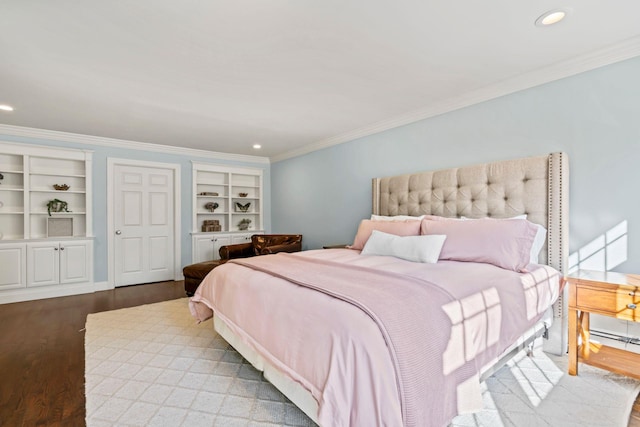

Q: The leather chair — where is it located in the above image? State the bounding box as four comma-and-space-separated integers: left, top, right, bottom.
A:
183, 234, 302, 296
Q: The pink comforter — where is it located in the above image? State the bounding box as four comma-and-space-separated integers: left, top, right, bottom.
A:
190, 249, 560, 427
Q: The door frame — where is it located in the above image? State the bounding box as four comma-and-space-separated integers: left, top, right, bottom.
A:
106, 158, 182, 289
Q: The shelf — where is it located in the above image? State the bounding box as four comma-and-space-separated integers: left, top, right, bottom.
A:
0, 186, 24, 192
578, 343, 640, 380
30, 171, 85, 178
30, 189, 86, 194
0, 169, 23, 174
28, 234, 87, 240
0, 211, 24, 215
197, 211, 228, 215
198, 182, 229, 186
232, 212, 258, 215
196, 195, 225, 198
0, 235, 23, 241
30, 212, 86, 215
231, 185, 260, 189
232, 197, 258, 200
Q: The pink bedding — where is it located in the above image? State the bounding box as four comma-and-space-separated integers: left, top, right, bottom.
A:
190, 249, 560, 427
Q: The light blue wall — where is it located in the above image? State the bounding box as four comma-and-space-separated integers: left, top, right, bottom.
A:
0, 134, 271, 283
272, 56, 640, 273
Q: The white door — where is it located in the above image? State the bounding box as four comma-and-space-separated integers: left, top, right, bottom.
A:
114, 165, 175, 286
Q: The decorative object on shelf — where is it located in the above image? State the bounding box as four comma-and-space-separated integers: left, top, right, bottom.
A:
238, 218, 252, 231
199, 191, 219, 196
47, 217, 73, 237
238, 192, 248, 197
235, 202, 251, 212
46, 199, 70, 216
53, 184, 70, 191
0, 172, 3, 184
202, 219, 221, 232
204, 202, 219, 212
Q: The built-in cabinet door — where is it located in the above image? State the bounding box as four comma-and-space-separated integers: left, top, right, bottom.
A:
212, 235, 231, 260
231, 234, 252, 245
194, 236, 216, 263
27, 242, 59, 287
60, 240, 90, 284
193, 234, 232, 263
192, 233, 267, 263
0, 243, 27, 290
26, 240, 91, 287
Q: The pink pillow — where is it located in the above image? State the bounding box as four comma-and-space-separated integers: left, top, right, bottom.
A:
350, 220, 421, 250
420, 218, 538, 272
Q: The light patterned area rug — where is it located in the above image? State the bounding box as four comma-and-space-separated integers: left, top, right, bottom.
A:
85, 299, 640, 427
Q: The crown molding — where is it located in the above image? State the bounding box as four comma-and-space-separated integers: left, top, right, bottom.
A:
271, 35, 640, 163
0, 124, 270, 165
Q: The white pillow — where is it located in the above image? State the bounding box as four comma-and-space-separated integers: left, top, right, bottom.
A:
370, 214, 424, 221
361, 230, 447, 263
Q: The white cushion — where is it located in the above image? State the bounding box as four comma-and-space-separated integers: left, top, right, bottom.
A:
361, 230, 446, 263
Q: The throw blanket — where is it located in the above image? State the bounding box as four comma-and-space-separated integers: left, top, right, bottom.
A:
232, 253, 463, 427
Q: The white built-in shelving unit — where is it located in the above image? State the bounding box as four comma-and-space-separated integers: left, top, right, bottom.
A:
0, 142, 93, 303
191, 162, 264, 262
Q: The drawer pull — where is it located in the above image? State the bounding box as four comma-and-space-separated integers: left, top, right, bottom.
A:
628, 304, 637, 310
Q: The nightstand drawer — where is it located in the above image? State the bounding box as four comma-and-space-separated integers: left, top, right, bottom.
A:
576, 286, 640, 320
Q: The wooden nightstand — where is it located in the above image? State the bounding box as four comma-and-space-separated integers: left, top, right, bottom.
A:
567, 269, 640, 379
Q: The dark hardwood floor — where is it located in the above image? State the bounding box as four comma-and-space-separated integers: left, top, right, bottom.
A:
0, 281, 186, 427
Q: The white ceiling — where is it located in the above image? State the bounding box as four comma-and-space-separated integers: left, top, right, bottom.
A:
1, 1, 640, 161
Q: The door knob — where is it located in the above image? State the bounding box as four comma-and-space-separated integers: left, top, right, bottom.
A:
115, 230, 122, 235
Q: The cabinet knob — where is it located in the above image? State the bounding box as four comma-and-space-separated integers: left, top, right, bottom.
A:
630, 292, 636, 296
628, 303, 637, 310
54, 247, 58, 251
60, 247, 65, 251
115, 230, 122, 235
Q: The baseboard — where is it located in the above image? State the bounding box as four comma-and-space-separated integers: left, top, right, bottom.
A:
93, 281, 112, 292
0, 281, 95, 304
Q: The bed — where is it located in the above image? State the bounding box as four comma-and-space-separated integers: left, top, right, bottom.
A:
190, 152, 569, 426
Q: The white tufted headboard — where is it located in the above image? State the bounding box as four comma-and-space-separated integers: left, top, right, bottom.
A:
372, 153, 569, 353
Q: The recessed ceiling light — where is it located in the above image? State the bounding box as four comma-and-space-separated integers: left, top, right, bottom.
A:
535, 8, 570, 27
252, 144, 262, 149
0, 104, 14, 112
